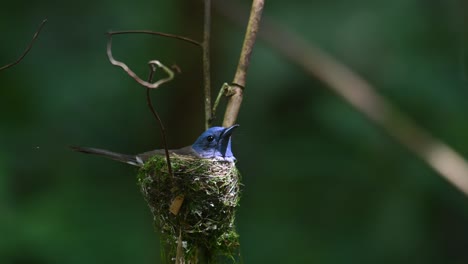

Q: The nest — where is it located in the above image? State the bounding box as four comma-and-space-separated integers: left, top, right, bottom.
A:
137, 154, 241, 263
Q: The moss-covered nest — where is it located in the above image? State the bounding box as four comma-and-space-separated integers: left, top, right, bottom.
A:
137, 153, 241, 263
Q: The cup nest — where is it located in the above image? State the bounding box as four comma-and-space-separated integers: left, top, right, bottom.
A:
137, 153, 241, 262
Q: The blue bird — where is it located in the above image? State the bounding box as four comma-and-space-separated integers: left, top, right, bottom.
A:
71, 125, 239, 166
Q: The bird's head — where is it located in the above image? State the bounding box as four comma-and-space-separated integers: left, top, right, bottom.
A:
191, 125, 239, 162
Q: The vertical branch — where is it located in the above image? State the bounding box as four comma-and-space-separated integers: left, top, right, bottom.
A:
203, 0, 213, 129
222, 0, 265, 127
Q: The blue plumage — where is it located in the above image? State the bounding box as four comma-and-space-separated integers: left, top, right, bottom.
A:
71, 125, 239, 166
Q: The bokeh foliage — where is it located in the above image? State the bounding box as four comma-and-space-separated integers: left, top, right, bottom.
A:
1, 0, 468, 263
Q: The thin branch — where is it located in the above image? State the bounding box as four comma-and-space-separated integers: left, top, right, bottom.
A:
203, 0, 213, 129
108, 30, 202, 47
222, 0, 264, 127
212, 82, 241, 120
106, 34, 174, 89
146, 63, 173, 178
146, 63, 184, 216
217, 2, 468, 196
212, 83, 229, 119
0, 19, 47, 71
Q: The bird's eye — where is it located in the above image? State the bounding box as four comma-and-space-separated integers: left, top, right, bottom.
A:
207, 135, 214, 142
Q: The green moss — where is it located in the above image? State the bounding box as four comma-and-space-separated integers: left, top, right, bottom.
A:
137, 154, 241, 263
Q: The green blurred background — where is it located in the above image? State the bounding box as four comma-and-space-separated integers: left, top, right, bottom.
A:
1, 0, 468, 263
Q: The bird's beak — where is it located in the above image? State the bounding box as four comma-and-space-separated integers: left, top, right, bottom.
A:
222, 124, 239, 138
221, 124, 239, 141
218, 124, 239, 158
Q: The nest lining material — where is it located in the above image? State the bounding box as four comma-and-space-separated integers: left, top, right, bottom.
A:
137, 153, 241, 261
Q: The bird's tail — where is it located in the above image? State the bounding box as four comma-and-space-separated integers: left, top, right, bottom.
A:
70, 146, 142, 166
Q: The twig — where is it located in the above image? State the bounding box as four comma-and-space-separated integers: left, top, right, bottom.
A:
146, 63, 185, 216
203, 0, 213, 129
217, 2, 468, 196
146, 63, 173, 178
0, 19, 47, 71
108, 30, 202, 47
107, 34, 175, 89
212, 83, 229, 119
222, 0, 264, 127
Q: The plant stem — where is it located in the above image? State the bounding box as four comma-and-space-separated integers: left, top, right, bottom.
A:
222, 0, 264, 127
203, 0, 212, 129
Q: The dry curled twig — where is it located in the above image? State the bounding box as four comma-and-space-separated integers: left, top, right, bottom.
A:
0, 19, 47, 72
106, 33, 175, 89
